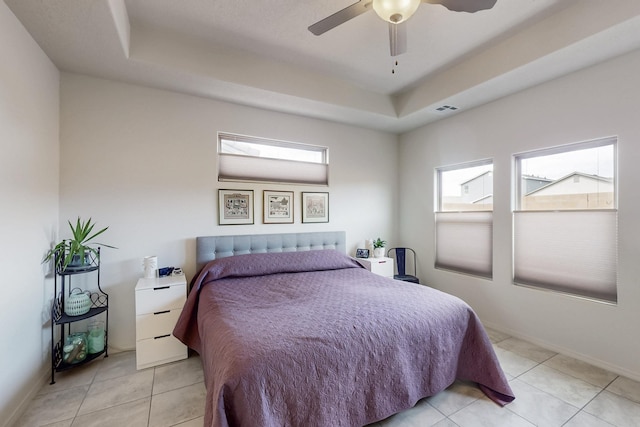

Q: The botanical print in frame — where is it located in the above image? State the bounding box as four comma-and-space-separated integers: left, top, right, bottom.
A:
218, 189, 254, 225
263, 190, 294, 224
302, 192, 329, 223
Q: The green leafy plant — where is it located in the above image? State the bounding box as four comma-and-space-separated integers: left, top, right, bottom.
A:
373, 237, 387, 249
42, 217, 116, 272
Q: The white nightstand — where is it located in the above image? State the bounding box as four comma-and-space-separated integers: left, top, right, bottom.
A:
357, 257, 394, 278
135, 275, 188, 370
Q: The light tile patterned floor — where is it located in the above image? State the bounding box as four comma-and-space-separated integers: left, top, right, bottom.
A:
14, 329, 640, 426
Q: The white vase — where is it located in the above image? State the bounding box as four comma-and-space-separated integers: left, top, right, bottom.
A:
365, 239, 374, 253
373, 247, 385, 258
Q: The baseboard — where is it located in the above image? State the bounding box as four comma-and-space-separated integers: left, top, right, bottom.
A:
482, 320, 640, 383
3, 366, 50, 427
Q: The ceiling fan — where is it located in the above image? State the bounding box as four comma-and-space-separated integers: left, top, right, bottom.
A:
308, 0, 497, 57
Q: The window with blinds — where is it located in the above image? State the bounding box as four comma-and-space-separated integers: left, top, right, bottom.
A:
435, 160, 493, 278
218, 133, 329, 185
513, 137, 617, 303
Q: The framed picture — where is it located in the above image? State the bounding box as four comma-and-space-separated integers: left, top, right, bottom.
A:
218, 189, 254, 225
263, 190, 294, 224
302, 192, 329, 223
355, 248, 370, 258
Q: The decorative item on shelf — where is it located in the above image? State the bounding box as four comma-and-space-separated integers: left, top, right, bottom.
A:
143, 256, 158, 278
64, 288, 92, 316
156, 266, 184, 277
158, 266, 184, 277
365, 239, 374, 254
63, 332, 88, 364
42, 217, 116, 273
87, 320, 105, 354
355, 248, 370, 258
158, 266, 173, 277
373, 237, 387, 258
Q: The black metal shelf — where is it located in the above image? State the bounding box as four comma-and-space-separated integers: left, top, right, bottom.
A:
57, 264, 99, 276
54, 306, 108, 325
55, 250, 100, 276
53, 341, 108, 372
50, 247, 108, 384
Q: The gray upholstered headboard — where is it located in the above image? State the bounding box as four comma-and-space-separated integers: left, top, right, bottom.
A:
196, 231, 346, 271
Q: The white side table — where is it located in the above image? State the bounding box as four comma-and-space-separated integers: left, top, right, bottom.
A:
135, 275, 188, 369
357, 257, 394, 278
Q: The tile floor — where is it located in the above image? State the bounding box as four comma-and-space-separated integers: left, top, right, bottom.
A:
14, 329, 640, 427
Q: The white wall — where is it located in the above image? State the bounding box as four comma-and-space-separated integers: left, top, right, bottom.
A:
0, 2, 60, 425
399, 49, 640, 379
59, 73, 399, 351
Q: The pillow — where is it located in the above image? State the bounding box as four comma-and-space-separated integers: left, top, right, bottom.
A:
197, 249, 361, 284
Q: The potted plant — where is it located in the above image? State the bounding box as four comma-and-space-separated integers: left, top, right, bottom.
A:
43, 217, 116, 273
372, 237, 387, 258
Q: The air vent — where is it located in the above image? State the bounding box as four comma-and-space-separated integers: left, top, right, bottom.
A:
435, 105, 458, 112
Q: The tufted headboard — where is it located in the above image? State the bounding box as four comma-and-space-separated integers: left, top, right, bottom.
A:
196, 231, 346, 272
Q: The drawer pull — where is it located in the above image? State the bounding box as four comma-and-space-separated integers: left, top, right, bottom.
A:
153, 286, 170, 290
379, 261, 387, 263
154, 310, 171, 315
154, 334, 171, 340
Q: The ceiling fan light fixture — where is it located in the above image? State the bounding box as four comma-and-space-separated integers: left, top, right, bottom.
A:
372, 0, 421, 24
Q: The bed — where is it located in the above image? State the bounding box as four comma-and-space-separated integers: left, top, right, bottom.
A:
173, 231, 514, 427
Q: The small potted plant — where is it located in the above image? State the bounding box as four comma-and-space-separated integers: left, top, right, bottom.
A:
372, 237, 387, 258
43, 217, 116, 273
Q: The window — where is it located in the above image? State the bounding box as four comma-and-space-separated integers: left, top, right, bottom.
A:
435, 160, 493, 278
513, 137, 617, 303
218, 133, 329, 185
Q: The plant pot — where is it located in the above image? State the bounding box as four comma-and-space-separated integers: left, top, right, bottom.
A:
63, 252, 91, 272
68, 253, 87, 267
373, 247, 385, 258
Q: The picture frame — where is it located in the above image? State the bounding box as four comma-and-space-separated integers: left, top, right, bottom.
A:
218, 189, 254, 225
355, 248, 370, 258
263, 190, 294, 224
302, 192, 329, 223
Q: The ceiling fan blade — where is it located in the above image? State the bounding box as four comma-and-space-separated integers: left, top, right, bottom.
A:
422, 0, 497, 13
389, 22, 407, 57
308, 1, 372, 36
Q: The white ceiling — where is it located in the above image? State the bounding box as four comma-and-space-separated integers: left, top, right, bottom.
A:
6, 0, 640, 133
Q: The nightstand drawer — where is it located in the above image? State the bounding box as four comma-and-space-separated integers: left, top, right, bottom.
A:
135, 284, 186, 315
135, 275, 188, 370
136, 334, 187, 370
369, 259, 393, 277
136, 309, 182, 340
357, 257, 394, 278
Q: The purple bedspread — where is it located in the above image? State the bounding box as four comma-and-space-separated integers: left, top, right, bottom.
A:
174, 250, 514, 427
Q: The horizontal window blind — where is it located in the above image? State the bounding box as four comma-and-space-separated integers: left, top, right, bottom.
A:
219, 133, 326, 163
218, 153, 328, 185
217, 133, 328, 185
435, 211, 493, 278
513, 210, 617, 303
